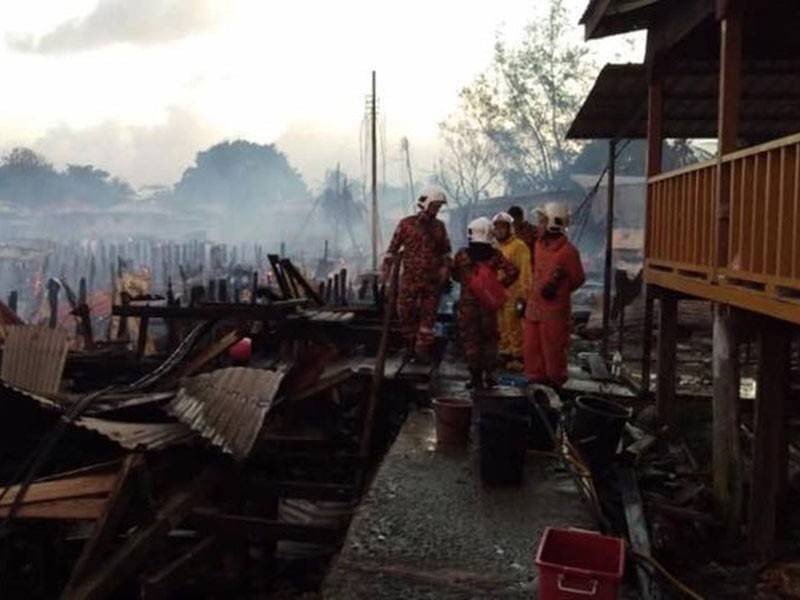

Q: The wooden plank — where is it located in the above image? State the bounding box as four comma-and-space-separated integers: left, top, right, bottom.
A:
194, 510, 343, 545
172, 329, 241, 380
640, 284, 655, 397
112, 300, 306, 320
62, 456, 143, 598
748, 317, 791, 560
67, 463, 223, 600
712, 305, 742, 536
656, 292, 678, 425
618, 467, 662, 600
281, 259, 324, 305
0, 498, 106, 520
0, 473, 115, 507
140, 536, 217, 600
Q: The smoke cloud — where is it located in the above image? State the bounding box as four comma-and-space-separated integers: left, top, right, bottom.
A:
31, 107, 222, 187
7, 0, 229, 54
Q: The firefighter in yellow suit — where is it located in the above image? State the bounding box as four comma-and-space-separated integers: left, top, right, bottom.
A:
492, 212, 532, 368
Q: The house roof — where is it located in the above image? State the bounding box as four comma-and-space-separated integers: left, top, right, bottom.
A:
567, 62, 800, 141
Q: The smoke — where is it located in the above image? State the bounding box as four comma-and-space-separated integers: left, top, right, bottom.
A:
31, 107, 222, 188
6, 0, 230, 54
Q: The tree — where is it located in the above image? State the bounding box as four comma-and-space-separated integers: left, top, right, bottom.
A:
434, 111, 505, 207
460, 0, 595, 192
173, 140, 307, 211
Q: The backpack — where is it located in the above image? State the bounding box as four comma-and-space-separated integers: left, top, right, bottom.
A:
466, 262, 507, 311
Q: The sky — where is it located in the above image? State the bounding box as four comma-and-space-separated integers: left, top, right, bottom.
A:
0, 0, 643, 190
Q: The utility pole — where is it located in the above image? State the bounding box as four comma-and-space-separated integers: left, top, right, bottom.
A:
401, 137, 415, 214
371, 70, 379, 272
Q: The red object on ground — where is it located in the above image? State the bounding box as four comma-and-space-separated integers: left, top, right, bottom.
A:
229, 337, 252, 365
466, 263, 507, 311
535, 527, 625, 600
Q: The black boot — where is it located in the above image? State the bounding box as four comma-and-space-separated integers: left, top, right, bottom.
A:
466, 368, 483, 390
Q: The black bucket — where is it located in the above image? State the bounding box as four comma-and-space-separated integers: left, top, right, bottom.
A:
568, 395, 631, 470
477, 407, 529, 486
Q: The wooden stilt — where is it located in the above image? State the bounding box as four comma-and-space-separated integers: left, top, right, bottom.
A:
656, 291, 677, 425
748, 316, 791, 559
641, 284, 655, 397
712, 304, 742, 536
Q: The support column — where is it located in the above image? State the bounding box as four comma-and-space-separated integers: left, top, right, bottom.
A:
640, 285, 655, 397
712, 304, 742, 536
601, 140, 617, 359
656, 292, 677, 425
748, 317, 791, 560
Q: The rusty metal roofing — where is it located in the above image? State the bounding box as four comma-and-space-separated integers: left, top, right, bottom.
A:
167, 367, 288, 461
72, 417, 197, 451
0, 380, 198, 451
1, 326, 69, 395
567, 61, 800, 140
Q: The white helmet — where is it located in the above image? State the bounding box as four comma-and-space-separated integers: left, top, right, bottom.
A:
492, 211, 514, 225
543, 202, 570, 234
417, 184, 448, 210
467, 217, 493, 244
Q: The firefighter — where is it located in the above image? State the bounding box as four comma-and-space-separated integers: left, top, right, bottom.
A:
523, 202, 585, 388
383, 184, 452, 363
452, 217, 519, 389
492, 212, 531, 369
508, 205, 538, 255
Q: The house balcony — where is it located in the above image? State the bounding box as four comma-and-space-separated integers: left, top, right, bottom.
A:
646, 132, 800, 324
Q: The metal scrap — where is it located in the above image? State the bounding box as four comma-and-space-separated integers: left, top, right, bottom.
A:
167, 366, 288, 460
1, 325, 69, 395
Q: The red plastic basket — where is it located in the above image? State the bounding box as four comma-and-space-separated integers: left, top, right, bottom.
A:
535, 527, 625, 600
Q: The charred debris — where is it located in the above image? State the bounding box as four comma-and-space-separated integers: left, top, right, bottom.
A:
0, 238, 419, 599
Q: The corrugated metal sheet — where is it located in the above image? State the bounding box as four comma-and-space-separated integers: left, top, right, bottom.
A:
71, 417, 197, 451
0, 380, 197, 451
1, 325, 69, 395
167, 367, 287, 460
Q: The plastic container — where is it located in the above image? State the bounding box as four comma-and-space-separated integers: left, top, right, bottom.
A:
228, 337, 252, 365
535, 527, 626, 600
568, 395, 631, 470
432, 398, 472, 446
529, 402, 559, 451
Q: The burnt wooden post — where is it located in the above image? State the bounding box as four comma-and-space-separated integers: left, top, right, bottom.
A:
340, 268, 348, 306
8, 291, 18, 315
117, 292, 131, 341
218, 278, 229, 303
333, 273, 341, 306
712, 304, 742, 536
748, 316, 791, 559
207, 279, 217, 303
251, 272, 258, 304
655, 290, 677, 425
136, 316, 149, 360
47, 279, 60, 329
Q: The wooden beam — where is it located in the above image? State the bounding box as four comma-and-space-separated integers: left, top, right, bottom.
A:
194, 510, 344, 545
582, 0, 613, 41
712, 304, 742, 536
618, 467, 663, 600
0, 498, 106, 520
715, 1, 743, 268
748, 317, 791, 560
67, 464, 223, 600
646, 78, 663, 177
62, 456, 143, 598
645, 1, 714, 66
640, 284, 655, 398
656, 292, 678, 425
112, 300, 306, 321
140, 536, 217, 600
0, 473, 115, 507
601, 140, 617, 359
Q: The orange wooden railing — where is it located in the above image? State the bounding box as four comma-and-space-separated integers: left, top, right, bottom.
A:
646, 132, 800, 319
647, 159, 717, 278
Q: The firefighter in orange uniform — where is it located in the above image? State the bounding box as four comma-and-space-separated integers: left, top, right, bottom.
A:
523, 202, 585, 388
383, 185, 452, 363
452, 217, 519, 389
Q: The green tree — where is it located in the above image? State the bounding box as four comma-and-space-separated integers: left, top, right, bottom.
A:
174, 140, 307, 211
460, 0, 594, 192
